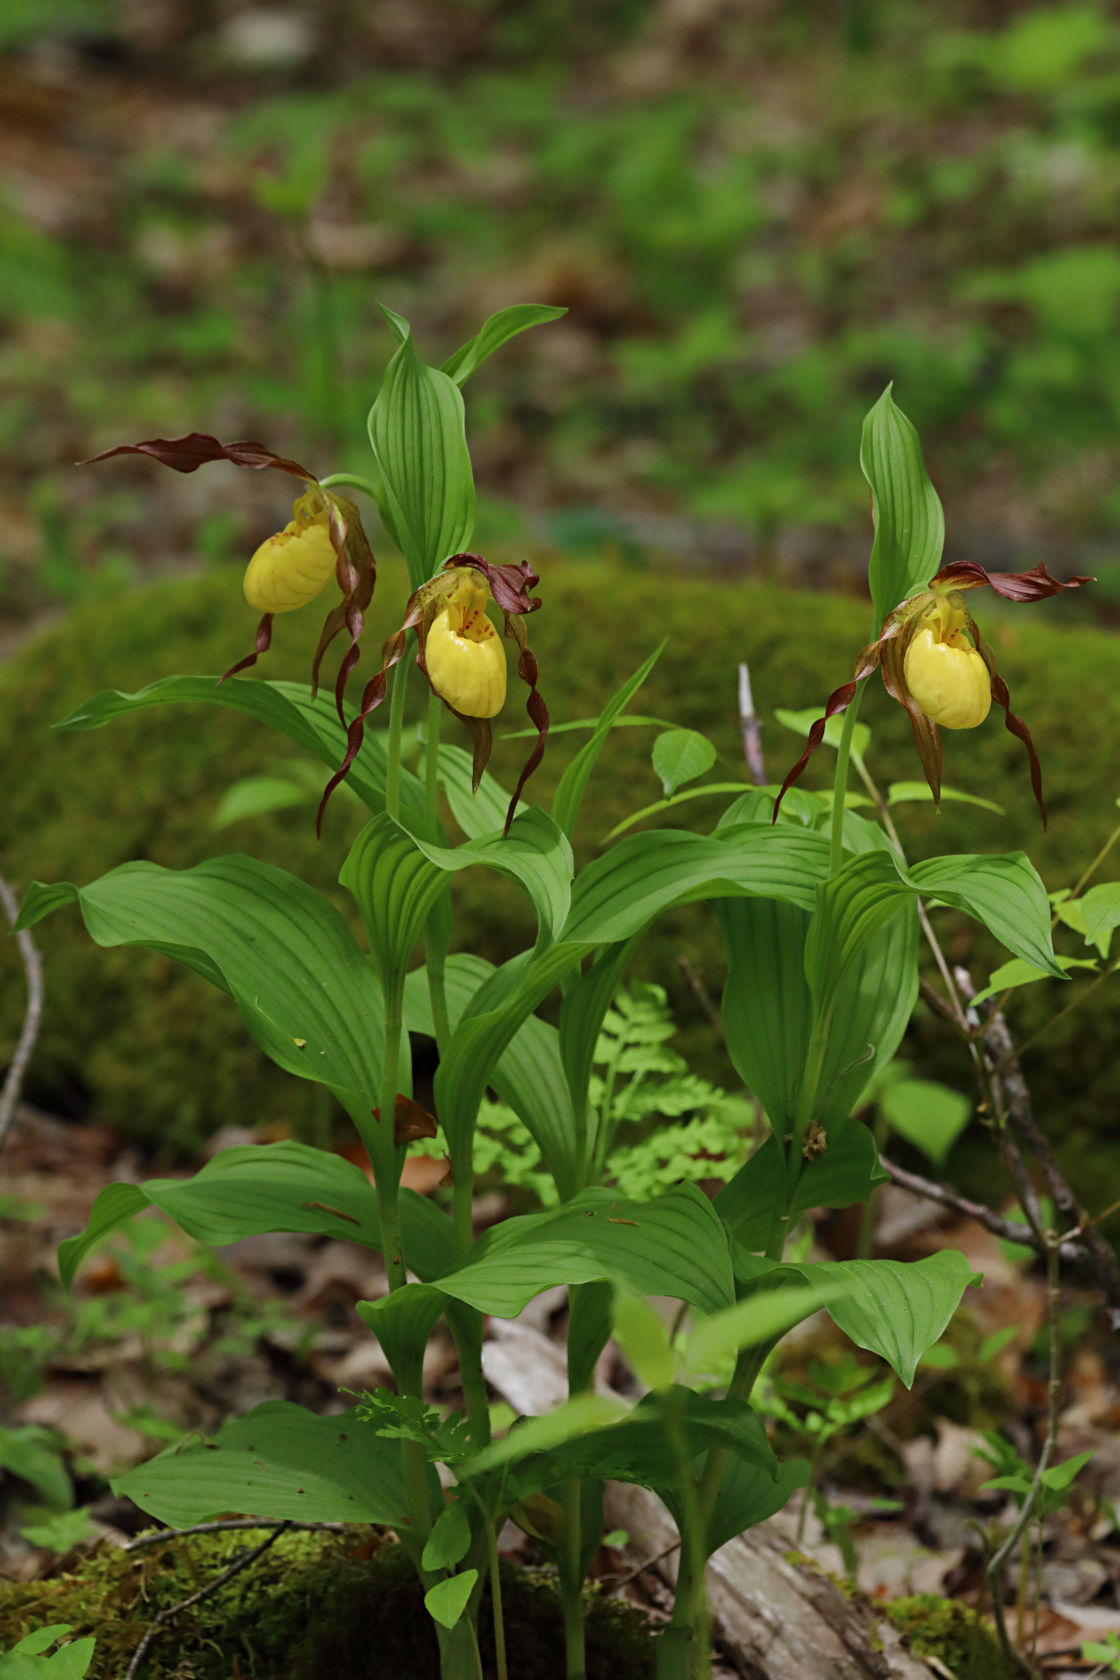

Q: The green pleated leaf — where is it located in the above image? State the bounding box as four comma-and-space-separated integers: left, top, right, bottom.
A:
368, 310, 476, 589
421, 1499, 473, 1571
803, 852, 915, 1025
736, 1250, 981, 1387
435, 741, 517, 839
561, 825, 828, 945
714, 1126, 886, 1251
660, 1454, 809, 1559
17, 857, 389, 1116
52, 675, 429, 831
552, 643, 664, 842
651, 729, 717, 798
909, 851, 1061, 975
971, 953, 1096, 1006
814, 898, 920, 1128
879, 1078, 971, 1169
434, 1186, 733, 1319
111, 1402, 407, 1526
557, 938, 639, 1187
442, 303, 567, 385
404, 954, 580, 1200
58, 1142, 384, 1289
340, 814, 448, 985
860, 385, 945, 623
1078, 881, 1120, 957
512, 1391, 775, 1495
358, 1285, 446, 1394
717, 896, 813, 1135
413, 807, 574, 949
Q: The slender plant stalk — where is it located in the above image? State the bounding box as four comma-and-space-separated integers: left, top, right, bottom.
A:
384, 651, 410, 824
561, 1477, 587, 1680
424, 692, 452, 1054
319, 471, 381, 501
827, 685, 864, 877
485, 1514, 509, 1680
374, 973, 407, 1294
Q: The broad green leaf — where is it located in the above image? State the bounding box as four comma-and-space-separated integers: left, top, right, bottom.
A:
568, 1280, 614, 1396
660, 1453, 808, 1559
736, 1250, 981, 1387
775, 707, 871, 763
860, 385, 945, 623
612, 1288, 676, 1391
561, 825, 828, 944
111, 1402, 408, 1525
651, 729, 717, 797
442, 303, 567, 385
879, 1078, 970, 1168
340, 814, 446, 985
468, 1394, 625, 1478
59, 1144, 384, 1286
368, 310, 475, 589
52, 676, 429, 832
684, 1286, 834, 1377
886, 781, 1004, 815
603, 783, 761, 843
718, 897, 812, 1138
803, 852, 915, 1025
0, 1425, 71, 1509
210, 773, 312, 829
358, 1286, 446, 1394
424, 1571, 478, 1630
412, 807, 574, 949
436, 740, 519, 839
971, 953, 1097, 1006
1080, 881, 1120, 957
558, 937, 638, 1187
422, 1499, 473, 1570
714, 1127, 886, 1251
552, 643, 664, 841
516, 1391, 776, 1494
434, 1186, 733, 1319
405, 954, 580, 1200
910, 851, 1062, 975
17, 857, 393, 1121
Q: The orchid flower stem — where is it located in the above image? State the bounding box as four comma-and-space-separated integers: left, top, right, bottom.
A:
374, 973, 407, 1295
385, 646, 410, 824
828, 683, 864, 877
485, 1513, 509, 1680
422, 692, 452, 1053
318, 472, 381, 502
561, 1478, 587, 1680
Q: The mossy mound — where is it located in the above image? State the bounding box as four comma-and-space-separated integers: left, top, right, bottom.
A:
1, 561, 1117, 1205
0, 1527, 655, 1680
883, 1592, 1014, 1680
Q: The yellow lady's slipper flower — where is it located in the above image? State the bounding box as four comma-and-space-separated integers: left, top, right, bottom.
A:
243, 489, 340, 613
775, 561, 1091, 827
320, 553, 549, 836
422, 573, 508, 717
84, 431, 377, 723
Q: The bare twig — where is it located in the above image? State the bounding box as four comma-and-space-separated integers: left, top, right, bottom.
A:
123, 1517, 350, 1550
604, 1537, 681, 1597
737, 663, 766, 786
124, 1522, 292, 1680
982, 1009, 1120, 1338
0, 871, 44, 1152
878, 1156, 1083, 1263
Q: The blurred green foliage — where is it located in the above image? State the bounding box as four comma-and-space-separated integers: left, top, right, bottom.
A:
1, 565, 1117, 1223
4, 0, 1120, 619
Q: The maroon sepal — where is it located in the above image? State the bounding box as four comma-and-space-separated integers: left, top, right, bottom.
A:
881, 628, 942, 804
969, 617, 1048, 828
372, 1094, 439, 1145
82, 432, 316, 480
220, 613, 273, 684
932, 560, 1093, 602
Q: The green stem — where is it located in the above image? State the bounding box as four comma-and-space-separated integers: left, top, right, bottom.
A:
319, 471, 381, 501
828, 684, 864, 877
486, 1515, 508, 1680
561, 1478, 587, 1680
385, 645, 411, 824
375, 975, 407, 1294
424, 693, 452, 1055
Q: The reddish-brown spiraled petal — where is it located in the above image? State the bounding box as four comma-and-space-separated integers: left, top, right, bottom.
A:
220, 613, 274, 683
82, 433, 316, 480
501, 617, 549, 835
932, 560, 1093, 601
969, 622, 1049, 827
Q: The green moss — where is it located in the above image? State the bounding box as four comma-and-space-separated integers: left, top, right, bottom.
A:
0, 1528, 655, 1680
2, 561, 1117, 1204
883, 1593, 1014, 1680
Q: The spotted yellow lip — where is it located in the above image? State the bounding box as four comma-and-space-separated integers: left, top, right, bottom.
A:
902, 610, 991, 732
243, 490, 339, 613
423, 577, 507, 718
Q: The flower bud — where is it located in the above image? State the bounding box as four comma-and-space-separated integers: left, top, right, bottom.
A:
424, 577, 507, 717
903, 623, 991, 730
243, 491, 337, 613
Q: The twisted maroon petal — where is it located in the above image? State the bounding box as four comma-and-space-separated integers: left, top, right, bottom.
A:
82, 433, 315, 480
931, 560, 1093, 601
219, 613, 274, 684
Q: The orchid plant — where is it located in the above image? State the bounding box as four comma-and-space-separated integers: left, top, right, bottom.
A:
17, 315, 1082, 1680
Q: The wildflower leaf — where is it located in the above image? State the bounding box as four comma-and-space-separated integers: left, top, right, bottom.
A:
368, 311, 476, 589
879, 1078, 971, 1169
552, 642, 664, 840
860, 386, 945, 623
111, 1401, 409, 1527
652, 728, 717, 797
442, 302, 567, 385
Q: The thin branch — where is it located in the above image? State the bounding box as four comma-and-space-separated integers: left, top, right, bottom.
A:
878, 1156, 1083, 1263
0, 871, 44, 1152
125, 1522, 292, 1680
603, 1538, 681, 1597
123, 1517, 350, 1550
